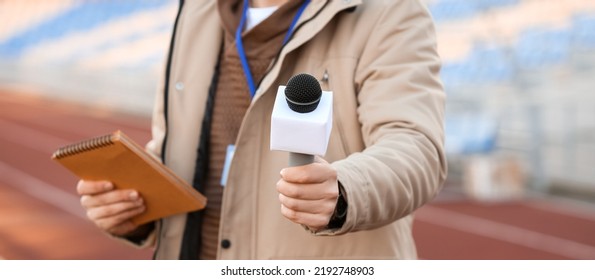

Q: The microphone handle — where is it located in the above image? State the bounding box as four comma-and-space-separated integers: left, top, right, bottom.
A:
289, 152, 314, 167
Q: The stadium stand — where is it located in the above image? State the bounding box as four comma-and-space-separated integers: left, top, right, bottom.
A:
0, 0, 76, 43
426, 0, 595, 194
0, 0, 175, 70
0, 0, 177, 115
572, 14, 595, 50
427, 0, 520, 22
514, 28, 572, 70
1, 0, 594, 84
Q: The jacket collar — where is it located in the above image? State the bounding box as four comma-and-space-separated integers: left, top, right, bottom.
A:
303, 0, 362, 19
254, 0, 362, 101
289, 0, 362, 48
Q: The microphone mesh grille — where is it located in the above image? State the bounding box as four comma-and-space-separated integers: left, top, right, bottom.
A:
285, 73, 322, 113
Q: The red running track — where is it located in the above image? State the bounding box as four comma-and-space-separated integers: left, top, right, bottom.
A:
0, 90, 152, 259
1, 89, 595, 260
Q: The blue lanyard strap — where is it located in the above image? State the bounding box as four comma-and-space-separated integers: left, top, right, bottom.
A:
235, 0, 310, 98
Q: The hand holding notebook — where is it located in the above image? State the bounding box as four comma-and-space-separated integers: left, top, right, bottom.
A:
52, 130, 207, 226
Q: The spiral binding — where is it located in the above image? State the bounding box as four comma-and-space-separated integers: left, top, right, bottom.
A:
52, 133, 115, 159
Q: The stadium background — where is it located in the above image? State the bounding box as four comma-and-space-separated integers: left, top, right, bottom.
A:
1, 0, 594, 259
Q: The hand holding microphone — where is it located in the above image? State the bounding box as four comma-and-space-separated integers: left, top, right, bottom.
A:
276, 157, 339, 232
271, 73, 339, 231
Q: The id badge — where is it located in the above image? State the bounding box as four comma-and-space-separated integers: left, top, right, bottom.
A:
220, 145, 235, 187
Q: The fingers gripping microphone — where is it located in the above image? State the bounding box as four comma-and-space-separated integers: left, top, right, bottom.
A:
270, 73, 333, 166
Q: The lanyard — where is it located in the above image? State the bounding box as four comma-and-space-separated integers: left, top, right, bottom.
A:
235, 0, 311, 98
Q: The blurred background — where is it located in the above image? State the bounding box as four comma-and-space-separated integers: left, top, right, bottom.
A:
0, 0, 594, 260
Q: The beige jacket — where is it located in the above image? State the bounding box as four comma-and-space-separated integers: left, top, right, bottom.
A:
143, 0, 446, 259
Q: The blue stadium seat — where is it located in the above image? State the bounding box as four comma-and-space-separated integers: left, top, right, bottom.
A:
445, 114, 498, 155
471, 45, 514, 83
441, 44, 514, 88
476, 0, 519, 10
428, 0, 519, 22
428, 0, 480, 22
514, 28, 571, 69
571, 14, 595, 50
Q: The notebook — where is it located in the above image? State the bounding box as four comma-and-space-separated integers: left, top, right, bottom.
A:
52, 130, 206, 226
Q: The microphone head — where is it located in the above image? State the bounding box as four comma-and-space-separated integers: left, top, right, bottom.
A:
284, 73, 322, 113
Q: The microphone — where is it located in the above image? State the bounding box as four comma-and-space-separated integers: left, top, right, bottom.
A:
270, 73, 333, 166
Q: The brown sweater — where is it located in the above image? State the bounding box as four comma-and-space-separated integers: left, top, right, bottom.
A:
199, 0, 304, 260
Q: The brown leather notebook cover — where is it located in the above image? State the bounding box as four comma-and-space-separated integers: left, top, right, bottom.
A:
51, 130, 206, 226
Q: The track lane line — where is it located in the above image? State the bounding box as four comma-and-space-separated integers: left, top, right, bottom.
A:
416, 205, 595, 259
0, 89, 151, 136
0, 161, 85, 220
0, 118, 71, 154
525, 198, 595, 223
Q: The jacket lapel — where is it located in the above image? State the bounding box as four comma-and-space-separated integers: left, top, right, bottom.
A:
253, 0, 362, 101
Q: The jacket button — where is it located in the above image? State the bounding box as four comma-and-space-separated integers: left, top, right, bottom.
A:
221, 239, 231, 249
175, 82, 184, 91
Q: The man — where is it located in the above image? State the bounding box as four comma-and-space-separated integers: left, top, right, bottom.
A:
77, 0, 446, 259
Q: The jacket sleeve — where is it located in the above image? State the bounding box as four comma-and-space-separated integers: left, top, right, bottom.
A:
327, 1, 446, 234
